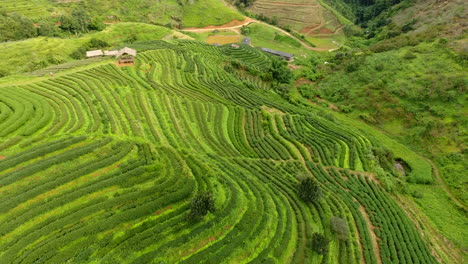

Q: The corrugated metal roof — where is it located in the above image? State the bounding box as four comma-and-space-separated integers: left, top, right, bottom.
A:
116, 47, 137, 58
86, 50, 104, 57
104, 50, 119, 56
260, 47, 294, 59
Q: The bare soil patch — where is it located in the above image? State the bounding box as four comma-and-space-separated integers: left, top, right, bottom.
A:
358, 205, 383, 264
317, 27, 334, 34
261, 105, 285, 116
206, 35, 240, 44
0, 155, 6, 160
294, 78, 313, 87
183, 18, 252, 30
116, 61, 135, 68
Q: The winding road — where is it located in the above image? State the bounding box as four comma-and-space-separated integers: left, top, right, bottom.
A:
181, 17, 334, 51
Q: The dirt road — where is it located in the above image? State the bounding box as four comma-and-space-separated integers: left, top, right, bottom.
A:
181, 17, 332, 51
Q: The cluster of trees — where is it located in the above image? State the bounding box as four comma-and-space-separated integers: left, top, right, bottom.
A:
58, 8, 105, 35
0, 8, 104, 42
231, 0, 256, 9
70, 38, 110, 59
0, 12, 37, 42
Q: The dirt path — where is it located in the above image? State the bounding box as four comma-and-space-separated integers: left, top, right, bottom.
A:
181, 17, 330, 51
358, 205, 383, 264
352, 218, 367, 264
425, 157, 466, 210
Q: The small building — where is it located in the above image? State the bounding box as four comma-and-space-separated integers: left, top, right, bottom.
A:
242, 37, 251, 45
116, 47, 137, 64
260, 47, 294, 61
231, 44, 240, 49
86, 50, 104, 58
104, 50, 119, 56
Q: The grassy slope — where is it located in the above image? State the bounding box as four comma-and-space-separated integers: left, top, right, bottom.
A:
0, 0, 51, 18
247, 0, 347, 49
0, 23, 172, 76
245, 23, 310, 54
1, 0, 243, 27
182, 0, 244, 27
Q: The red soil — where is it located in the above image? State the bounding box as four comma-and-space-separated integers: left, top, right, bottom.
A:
0, 155, 6, 160
182, 224, 231, 257
154, 206, 173, 215
182, 18, 253, 30
318, 27, 333, 34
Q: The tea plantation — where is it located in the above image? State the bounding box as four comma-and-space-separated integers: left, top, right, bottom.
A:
0, 41, 438, 263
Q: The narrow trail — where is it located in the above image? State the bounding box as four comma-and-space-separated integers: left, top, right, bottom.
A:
425, 157, 467, 211
358, 205, 383, 264
181, 17, 331, 51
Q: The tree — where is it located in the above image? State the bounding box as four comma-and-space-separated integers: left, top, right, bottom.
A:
37, 21, 60, 37
270, 58, 293, 84
311, 233, 330, 255
330, 216, 349, 241
72, 8, 90, 33
88, 38, 109, 49
59, 8, 91, 34
297, 177, 323, 203
240, 25, 250, 35
188, 193, 215, 221
0, 13, 36, 42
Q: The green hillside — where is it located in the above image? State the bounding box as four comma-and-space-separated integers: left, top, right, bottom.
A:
0, 0, 243, 27
0, 41, 442, 263
0, 23, 173, 77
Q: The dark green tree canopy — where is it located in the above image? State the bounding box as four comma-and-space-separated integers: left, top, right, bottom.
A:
311, 233, 330, 255
188, 193, 215, 221
297, 177, 323, 203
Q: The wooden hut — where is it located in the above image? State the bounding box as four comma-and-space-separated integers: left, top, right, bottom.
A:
116, 47, 137, 64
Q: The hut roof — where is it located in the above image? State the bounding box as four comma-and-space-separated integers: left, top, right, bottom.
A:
116, 47, 137, 58
260, 48, 294, 60
86, 50, 104, 57
243, 37, 251, 44
104, 50, 119, 56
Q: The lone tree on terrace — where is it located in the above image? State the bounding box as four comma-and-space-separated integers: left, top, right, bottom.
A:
330, 216, 349, 241
311, 232, 330, 255
297, 177, 323, 203
188, 192, 215, 221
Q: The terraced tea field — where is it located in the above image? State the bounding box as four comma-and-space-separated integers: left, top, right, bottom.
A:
0, 41, 439, 263
0, 0, 50, 18
248, 0, 344, 37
